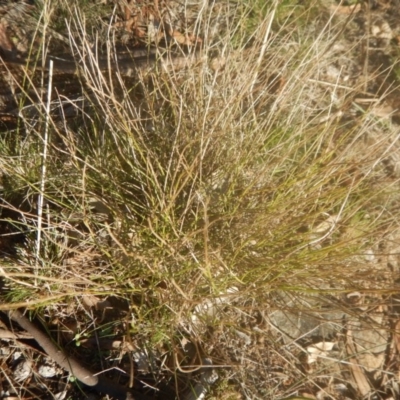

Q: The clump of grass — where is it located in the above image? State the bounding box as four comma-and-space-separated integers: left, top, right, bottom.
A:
0, 0, 398, 398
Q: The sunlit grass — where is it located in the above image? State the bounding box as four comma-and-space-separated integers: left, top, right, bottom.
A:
0, 0, 398, 398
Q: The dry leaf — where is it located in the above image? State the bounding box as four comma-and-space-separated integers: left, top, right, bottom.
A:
81, 294, 101, 310
169, 29, 201, 46
0, 22, 15, 54
346, 330, 371, 396
307, 342, 335, 364
313, 214, 339, 234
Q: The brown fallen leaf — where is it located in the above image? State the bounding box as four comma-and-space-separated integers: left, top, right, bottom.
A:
346, 330, 372, 397
169, 29, 202, 46
0, 22, 15, 55
82, 294, 111, 311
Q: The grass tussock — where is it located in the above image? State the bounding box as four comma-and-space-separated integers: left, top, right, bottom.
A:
0, 0, 399, 398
